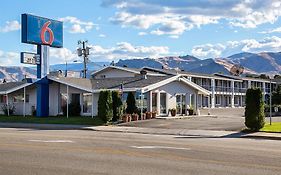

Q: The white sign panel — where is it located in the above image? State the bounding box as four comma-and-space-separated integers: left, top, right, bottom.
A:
20, 52, 40, 65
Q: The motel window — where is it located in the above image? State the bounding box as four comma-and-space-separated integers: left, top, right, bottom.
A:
0, 95, 7, 103
215, 95, 221, 105
136, 93, 147, 112
13, 94, 29, 103
234, 96, 239, 105
152, 93, 157, 112
60, 93, 67, 113
82, 93, 92, 113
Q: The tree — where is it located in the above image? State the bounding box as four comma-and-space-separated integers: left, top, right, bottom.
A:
272, 85, 281, 105
98, 90, 113, 123
245, 88, 265, 131
112, 91, 123, 121
126, 92, 137, 114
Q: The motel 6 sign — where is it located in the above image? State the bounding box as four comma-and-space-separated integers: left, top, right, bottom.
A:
21, 14, 63, 48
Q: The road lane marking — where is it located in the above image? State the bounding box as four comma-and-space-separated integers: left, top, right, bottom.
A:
130, 146, 190, 150
28, 140, 74, 143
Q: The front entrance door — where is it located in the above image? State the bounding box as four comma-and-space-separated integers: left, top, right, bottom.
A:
176, 94, 186, 115
160, 93, 167, 115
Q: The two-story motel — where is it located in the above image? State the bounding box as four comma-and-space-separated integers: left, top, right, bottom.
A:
0, 65, 276, 117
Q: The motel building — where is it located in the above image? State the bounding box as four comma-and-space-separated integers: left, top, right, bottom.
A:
0, 66, 276, 117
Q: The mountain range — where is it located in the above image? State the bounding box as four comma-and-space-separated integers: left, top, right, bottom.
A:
117, 52, 281, 76
1, 52, 281, 82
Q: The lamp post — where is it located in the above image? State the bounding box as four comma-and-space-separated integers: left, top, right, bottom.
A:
269, 78, 272, 125
77, 40, 90, 78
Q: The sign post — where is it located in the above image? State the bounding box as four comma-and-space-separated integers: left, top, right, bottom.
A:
21, 14, 63, 117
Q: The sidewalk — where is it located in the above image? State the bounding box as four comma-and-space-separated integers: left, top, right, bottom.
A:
0, 122, 280, 140
90, 126, 281, 140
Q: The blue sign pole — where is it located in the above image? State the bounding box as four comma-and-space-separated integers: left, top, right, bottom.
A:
21, 14, 63, 117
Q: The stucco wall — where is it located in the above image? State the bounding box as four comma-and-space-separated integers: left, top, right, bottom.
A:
0, 84, 37, 116
150, 80, 198, 114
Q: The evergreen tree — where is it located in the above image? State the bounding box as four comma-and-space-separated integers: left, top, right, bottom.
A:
126, 92, 137, 114
98, 90, 113, 123
112, 91, 123, 121
245, 88, 265, 131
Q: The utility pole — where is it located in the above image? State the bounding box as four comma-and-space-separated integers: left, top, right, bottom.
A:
77, 40, 90, 78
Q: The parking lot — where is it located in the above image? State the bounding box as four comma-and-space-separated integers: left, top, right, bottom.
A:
119, 108, 281, 131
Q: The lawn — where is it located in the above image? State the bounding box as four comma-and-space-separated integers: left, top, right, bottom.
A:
260, 122, 281, 133
0, 115, 105, 126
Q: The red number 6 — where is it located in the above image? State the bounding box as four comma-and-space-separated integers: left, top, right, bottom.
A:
40, 21, 54, 45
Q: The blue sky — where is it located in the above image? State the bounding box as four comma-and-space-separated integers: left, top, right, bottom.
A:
1, 0, 281, 66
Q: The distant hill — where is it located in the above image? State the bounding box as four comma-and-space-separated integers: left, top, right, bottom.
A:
117, 52, 281, 75
2, 51, 281, 82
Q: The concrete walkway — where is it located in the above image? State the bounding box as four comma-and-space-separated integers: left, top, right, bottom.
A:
0, 122, 280, 140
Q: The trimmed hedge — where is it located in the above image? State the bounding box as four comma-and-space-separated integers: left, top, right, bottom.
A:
112, 91, 123, 121
245, 88, 265, 131
126, 92, 137, 114
98, 90, 113, 123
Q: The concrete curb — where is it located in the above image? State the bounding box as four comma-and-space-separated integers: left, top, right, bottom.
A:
0, 122, 280, 141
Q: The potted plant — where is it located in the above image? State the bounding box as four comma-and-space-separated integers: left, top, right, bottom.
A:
132, 113, 139, 121
146, 112, 152, 119
170, 108, 176, 116
188, 108, 194, 115
122, 114, 131, 123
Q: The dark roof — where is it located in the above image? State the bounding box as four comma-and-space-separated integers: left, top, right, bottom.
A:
49, 75, 172, 91
48, 76, 93, 90
92, 75, 172, 89
0, 82, 26, 92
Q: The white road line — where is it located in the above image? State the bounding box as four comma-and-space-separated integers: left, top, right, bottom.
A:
28, 140, 74, 143
130, 146, 190, 150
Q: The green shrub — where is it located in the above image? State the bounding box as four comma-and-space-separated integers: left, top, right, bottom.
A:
112, 91, 123, 121
98, 90, 113, 123
62, 102, 81, 116
245, 88, 265, 131
126, 92, 137, 114
1, 103, 16, 115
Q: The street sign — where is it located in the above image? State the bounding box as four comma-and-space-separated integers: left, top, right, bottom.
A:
20, 52, 40, 65
21, 14, 63, 48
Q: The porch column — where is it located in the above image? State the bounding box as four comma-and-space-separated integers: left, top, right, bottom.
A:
262, 82, 266, 101
66, 85, 69, 118
192, 93, 197, 115
248, 80, 251, 89
186, 93, 191, 109
240, 95, 243, 107
6, 93, 9, 116
23, 87, 26, 117
91, 92, 94, 118
231, 80, 234, 108
157, 91, 160, 115
211, 78, 215, 108
149, 91, 152, 112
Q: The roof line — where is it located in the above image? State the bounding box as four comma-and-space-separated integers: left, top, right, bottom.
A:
48, 76, 92, 92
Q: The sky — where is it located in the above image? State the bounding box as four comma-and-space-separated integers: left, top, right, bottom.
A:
1, 0, 281, 66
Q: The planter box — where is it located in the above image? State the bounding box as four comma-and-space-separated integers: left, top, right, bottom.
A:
146, 112, 152, 119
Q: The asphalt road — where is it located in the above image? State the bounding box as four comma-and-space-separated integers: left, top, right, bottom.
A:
0, 128, 280, 175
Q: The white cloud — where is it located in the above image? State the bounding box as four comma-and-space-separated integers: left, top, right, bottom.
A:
49, 47, 79, 64
191, 36, 281, 58
103, 0, 281, 37
98, 34, 106, 38
0, 20, 21, 33
260, 26, 281, 34
138, 32, 147, 36
47, 42, 170, 63
59, 16, 96, 34
88, 42, 170, 61
0, 50, 19, 65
